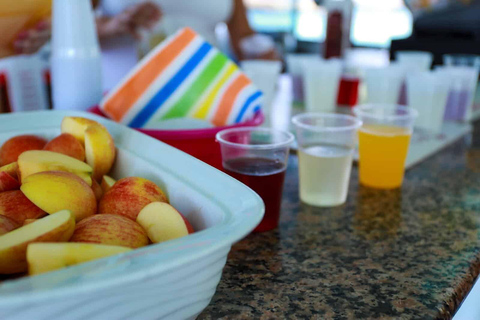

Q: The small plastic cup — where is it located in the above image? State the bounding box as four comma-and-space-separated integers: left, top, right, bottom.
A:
443, 54, 480, 71
216, 127, 294, 232
286, 54, 322, 103
406, 71, 450, 134
292, 113, 362, 207
364, 65, 405, 105
302, 59, 343, 112
241, 60, 282, 126
353, 104, 418, 189
396, 51, 433, 105
396, 51, 433, 71
436, 66, 479, 121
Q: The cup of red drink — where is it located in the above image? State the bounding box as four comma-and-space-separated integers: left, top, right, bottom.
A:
216, 127, 294, 232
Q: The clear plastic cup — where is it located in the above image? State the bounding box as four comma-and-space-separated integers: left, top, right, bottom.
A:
286, 54, 322, 103
436, 66, 479, 121
292, 113, 362, 207
444, 54, 480, 71
396, 51, 433, 71
216, 127, 294, 232
302, 59, 343, 112
406, 71, 450, 134
353, 104, 418, 189
241, 60, 282, 127
364, 65, 405, 105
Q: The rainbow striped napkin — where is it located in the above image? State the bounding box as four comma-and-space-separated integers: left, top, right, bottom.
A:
100, 28, 263, 128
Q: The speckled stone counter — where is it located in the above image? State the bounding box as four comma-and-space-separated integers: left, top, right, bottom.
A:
199, 124, 480, 319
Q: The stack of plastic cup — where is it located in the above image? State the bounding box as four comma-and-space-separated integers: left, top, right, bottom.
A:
396, 51, 433, 71
286, 54, 322, 104
241, 60, 282, 127
436, 66, 479, 121
444, 54, 480, 71
364, 65, 405, 105
302, 59, 343, 112
51, 0, 103, 111
406, 71, 450, 134
396, 51, 433, 105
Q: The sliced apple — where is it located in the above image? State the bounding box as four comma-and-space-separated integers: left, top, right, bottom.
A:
0, 210, 75, 274
18, 150, 93, 186
44, 133, 85, 161
27, 243, 131, 276
71, 214, 148, 249
0, 162, 19, 179
136, 202, 193, 244
21, 171, 97, 222
0, 215, 19, 236
101, 175, 116, 193
0, 135, 47, 166
99, 177, 168, 221
61, 116, 100, 144
91, 179, 103, 201
23, 219, 38, 226
85, 124, 116, 182
0, 171, 20, 192
0, 190, 46, 224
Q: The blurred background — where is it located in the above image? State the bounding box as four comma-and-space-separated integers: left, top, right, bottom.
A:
245, 0, 412, 50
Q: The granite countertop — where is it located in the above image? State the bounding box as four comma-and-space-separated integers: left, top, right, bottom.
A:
199, 122, 480, 319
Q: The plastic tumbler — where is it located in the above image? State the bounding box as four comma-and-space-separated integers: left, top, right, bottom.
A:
396, 51, 433, 105
241, 60, 282, 126
217, 127, 294, 232
354, 104, 418, 189
293, 113, 362, 207
302, 59, 343, 112
444, 54, 480, 71
364, 65, 405, 105
396, 51, 433, 71
436, 66, 479, 121
406, 71, 450, 134
286, 54, 322, 103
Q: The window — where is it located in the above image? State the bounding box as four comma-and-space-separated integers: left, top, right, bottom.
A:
352, 0, 413, 48
245, 0, 413, 48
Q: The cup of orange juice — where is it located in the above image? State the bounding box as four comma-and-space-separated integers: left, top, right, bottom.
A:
353, 104, 418, 189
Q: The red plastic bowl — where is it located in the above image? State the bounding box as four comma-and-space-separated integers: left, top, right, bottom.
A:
89, 106, 264, 169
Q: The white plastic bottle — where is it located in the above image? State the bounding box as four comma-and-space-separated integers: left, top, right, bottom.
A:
51, 0, 103, 111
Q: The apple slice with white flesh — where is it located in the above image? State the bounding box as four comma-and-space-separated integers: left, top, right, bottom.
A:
136, 202, 194, 244
61, 116, 99, 145
18, 150, 93, 186
101, 175, 116, 193
85, 124, 116, 182
27, 243, 131, 276
0, 210, 75, 274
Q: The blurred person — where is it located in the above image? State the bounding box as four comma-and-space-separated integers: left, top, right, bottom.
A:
13, 0, 278, 90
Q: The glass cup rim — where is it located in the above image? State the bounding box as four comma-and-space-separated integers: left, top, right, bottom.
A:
353, 104, 418, 121
216, 126, 294, 150
292, 112, 362, 133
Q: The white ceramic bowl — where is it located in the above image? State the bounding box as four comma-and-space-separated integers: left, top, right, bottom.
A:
0, 111, 264, 320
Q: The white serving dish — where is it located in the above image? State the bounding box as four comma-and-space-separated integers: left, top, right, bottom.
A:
0, 111, 264, 320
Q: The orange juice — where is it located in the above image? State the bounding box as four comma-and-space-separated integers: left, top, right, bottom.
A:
358, 125, 411, 189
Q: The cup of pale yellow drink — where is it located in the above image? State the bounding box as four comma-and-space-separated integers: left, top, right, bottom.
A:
293, 113, 362, 207
353, 104, 417, 189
